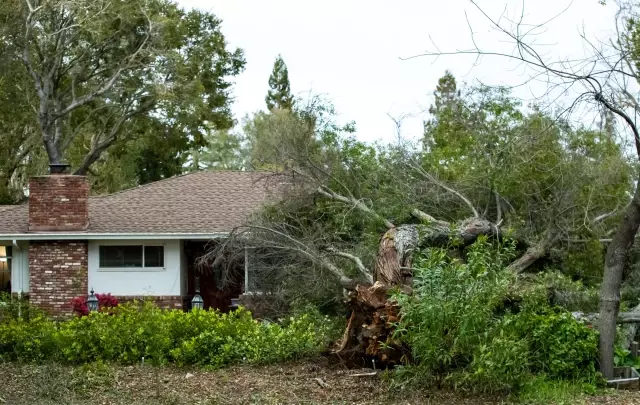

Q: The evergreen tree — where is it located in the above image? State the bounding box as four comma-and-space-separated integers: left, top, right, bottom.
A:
429, 70, 460, 116
265, 55, 294, 111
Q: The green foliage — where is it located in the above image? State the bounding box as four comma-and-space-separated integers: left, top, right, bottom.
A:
393, 237, 517, 373
422, 72, 631, 273
517, 375, 599, 404
189, 128, 248, 171
558, 239, 605, 286
533, 271, 600, 312
265, 55, 295, 111
0, 292, 44, 322
512, 309, 598, 379
0, 314, 58, 362
393, 239, 600, 393
0, 0, 245, 191
621, 242, 640, 307
0, 301, 335, 366
172, 311, 324, 367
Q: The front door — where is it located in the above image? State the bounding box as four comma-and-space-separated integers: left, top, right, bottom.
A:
184, 241, 243, 311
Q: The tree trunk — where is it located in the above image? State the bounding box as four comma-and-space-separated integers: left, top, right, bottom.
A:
335, 216, 513, 365
507, 235, 556, 273
375, 226, 417, 286
43, 135, 61, 165
599, 184, 640, 379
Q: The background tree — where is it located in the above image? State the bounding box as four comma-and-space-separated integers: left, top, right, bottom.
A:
265, 55, 294, 111
422, 77, 631, 274
0, 0, 44, 202
189, 127, 247, 171
245, 94, 352, 170
1, 0, 245, 185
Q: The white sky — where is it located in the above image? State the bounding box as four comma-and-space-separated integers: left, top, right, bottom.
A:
176, 0, 619, 143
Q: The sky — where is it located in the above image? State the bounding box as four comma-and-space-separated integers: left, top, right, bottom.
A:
176, 0, 619, 143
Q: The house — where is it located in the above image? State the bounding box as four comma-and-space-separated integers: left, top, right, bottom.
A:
0, 166, 275, 317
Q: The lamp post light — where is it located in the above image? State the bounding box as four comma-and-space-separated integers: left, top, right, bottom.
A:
191, 277, 204, 310
87, 288, 99, 312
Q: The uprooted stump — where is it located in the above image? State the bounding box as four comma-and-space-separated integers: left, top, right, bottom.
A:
332, 281, 411, 368
329, 216, 540, 369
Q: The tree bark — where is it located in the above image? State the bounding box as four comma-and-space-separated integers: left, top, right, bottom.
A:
375, 226, 417, 286
599, 184, 640, 379
507, 235, 556, 273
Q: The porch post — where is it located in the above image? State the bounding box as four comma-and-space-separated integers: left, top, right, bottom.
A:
244, 247, 249, 293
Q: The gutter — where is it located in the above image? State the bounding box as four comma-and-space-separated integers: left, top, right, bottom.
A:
0, 232, 230, 241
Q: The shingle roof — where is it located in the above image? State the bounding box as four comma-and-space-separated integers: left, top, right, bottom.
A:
0, 171, 276, 235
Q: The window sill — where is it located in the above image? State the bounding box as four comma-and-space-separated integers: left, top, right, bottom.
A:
97, 267, 166, 272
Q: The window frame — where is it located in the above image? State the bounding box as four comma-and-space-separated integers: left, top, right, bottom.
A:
0, 245, 12, 292
97, 244, 166, 272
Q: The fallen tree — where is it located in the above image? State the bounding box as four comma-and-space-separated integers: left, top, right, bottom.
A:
201, 82, 630, 368
206, 176, 569, 366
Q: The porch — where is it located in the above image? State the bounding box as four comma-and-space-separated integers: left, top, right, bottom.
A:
182, 240, 245, 312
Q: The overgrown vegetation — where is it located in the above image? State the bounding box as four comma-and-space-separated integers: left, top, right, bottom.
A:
392, 239, 601, 394
0, 301, 337, 367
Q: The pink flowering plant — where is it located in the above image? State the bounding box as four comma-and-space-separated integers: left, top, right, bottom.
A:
71, 293, 119, 316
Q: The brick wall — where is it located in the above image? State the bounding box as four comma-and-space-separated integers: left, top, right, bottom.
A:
29, 175, 89, 232
29, 241, 88, 318
115, 295, 184, 310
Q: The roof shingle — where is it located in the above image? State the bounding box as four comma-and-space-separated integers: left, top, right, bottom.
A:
0, 171, 275, 235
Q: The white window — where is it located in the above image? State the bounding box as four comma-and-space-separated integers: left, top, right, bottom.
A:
99, 245, 164, 269
0, 246, 11, 292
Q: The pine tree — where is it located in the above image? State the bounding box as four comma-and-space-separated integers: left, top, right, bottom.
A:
265, 55, 294, 111
429, 70, 460, 116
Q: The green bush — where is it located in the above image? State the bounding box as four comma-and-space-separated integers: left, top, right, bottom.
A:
512, 309, 598, 379
0, 314, 58, 362
0, 292, 44, 322
0, 301, 336, 366
393, 238, 599, 393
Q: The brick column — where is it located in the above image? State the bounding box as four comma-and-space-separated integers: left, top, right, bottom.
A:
28, 175, 89, 232
29, 241, 88, 318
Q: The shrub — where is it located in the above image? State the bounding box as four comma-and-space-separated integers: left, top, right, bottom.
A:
0, 315, 58, 362
393, 238, 517, 380
0, 301, 336, 367
512, 308, 598, 380
393, 238, 600, 393
170, 310, 323, 366
0, 292, 43, 322
70, 293, 119, 317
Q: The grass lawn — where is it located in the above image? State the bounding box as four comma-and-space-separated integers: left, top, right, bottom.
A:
1, 358, 640, 404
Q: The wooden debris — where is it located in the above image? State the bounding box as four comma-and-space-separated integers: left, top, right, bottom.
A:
314, 377, 330, 389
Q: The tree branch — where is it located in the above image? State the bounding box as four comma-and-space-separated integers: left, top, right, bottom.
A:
227, 225, 356, 289
326, 248, 373, 284
411, 165, 479, 217
316, 185, 395, 229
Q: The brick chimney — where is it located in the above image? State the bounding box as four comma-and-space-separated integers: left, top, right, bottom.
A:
28, 165, 89, 232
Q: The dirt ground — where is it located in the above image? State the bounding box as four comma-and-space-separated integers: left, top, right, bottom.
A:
1, 359, 640, 405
